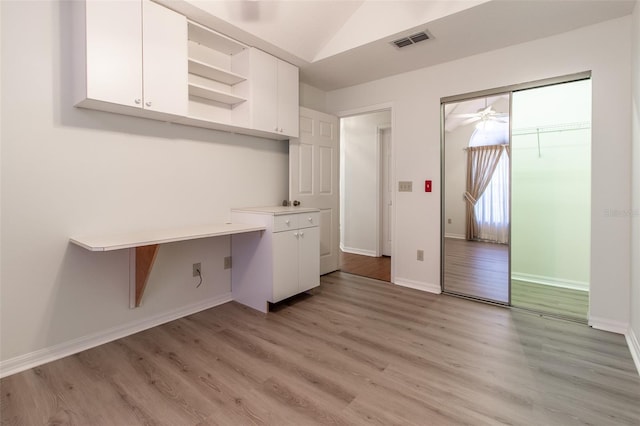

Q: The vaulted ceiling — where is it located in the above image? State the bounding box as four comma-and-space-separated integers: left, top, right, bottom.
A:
159, 0, 637, 91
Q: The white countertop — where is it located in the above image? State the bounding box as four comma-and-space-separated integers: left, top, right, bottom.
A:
70, 222, 266, 252
231, 206, 320, 215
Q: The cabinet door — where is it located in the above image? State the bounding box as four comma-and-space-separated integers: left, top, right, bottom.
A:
250, 49, 278, 134
277, 60, 299, 137
142, 0, 187, 116
272, 231, 300, 302
85, 0, 142, 108
298, 226, 320, 293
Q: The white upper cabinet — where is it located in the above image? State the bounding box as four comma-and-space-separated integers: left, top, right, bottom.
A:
277, 60, 300, 137
249, 49, 299, 138
141, 0, 187, 116
72, 1, 298, 140
74, 0, 187, 118
78, 0, 143, 108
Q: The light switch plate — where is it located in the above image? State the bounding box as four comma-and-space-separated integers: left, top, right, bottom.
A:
398, 181, 413, 192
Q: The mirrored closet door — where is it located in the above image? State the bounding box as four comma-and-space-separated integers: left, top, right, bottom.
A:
441, 94, 511, 304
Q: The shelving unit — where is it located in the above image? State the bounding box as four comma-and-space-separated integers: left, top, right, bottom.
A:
187, 21, 245, 55
188, 81, 246, 105
186, 19, 249, 125
188, 58, 246, 85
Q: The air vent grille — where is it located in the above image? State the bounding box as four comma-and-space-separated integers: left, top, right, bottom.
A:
391, 31, 430, 49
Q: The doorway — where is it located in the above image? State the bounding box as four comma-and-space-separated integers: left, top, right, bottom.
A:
339, 110, 392, 282
441, 74, 591, 322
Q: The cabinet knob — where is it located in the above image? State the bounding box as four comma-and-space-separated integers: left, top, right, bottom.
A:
134, 99, 141, 105
285, 220, 290, 225
300, 231, 304, 237
145, 101, 152, 107
294, 232, 299, 237
308, 217, 313, 222
274, 127, 279, 132
279, 128, 284, 133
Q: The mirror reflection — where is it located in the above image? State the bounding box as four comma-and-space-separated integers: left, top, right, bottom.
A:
442, 94, 510, 303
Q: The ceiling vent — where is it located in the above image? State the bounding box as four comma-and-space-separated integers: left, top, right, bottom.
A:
391, 31, 431, 49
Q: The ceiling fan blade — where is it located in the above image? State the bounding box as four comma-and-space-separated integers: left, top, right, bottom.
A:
460, 117, 480, 126
451, 113, 480, 118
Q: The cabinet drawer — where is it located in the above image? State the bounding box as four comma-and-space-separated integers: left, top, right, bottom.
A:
273, 214, 298, 232
298, 212, 320, 229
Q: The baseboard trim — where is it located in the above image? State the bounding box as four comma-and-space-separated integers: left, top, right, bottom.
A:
511, 272, 589, 291
341, 246, 378, 257
444, 233, 465, 240
626, 328, 640, 376
588, 316, 628, 334
0, 293, 233, 379
394, 278, 441, 294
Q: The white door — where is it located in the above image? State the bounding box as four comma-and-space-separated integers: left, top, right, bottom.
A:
298, 226, 321, 291
142, 0, 187, 116
85, 0, 142, 108
381, 127, 392, 256
289, 107, 339, 275
250, 49, 278, 133
277, 60, 300, 137
272, 231, 299, 302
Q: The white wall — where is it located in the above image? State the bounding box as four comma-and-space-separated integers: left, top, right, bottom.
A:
629, 0, 640, 371
327, 16, 632, 329
340, 111, 391, 255
443, 119, 474, 239
0, 1, 288, 373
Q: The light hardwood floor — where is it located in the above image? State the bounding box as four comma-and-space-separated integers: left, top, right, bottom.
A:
444, 237, 509, 303
511, 279, 588, 322
339, 250, 391, 282
2, 272, 639, 425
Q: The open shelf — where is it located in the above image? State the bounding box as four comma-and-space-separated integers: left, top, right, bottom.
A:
188, 20, 247, 55
188, 58, 246, 85
188, 83, 246, 105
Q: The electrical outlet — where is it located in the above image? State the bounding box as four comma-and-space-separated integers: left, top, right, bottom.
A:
192, 262, 201, 277
417, 250, 424, 261
224, 256, 232, 270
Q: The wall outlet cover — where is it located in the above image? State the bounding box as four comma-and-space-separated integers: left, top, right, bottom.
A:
399, 181, 413, 192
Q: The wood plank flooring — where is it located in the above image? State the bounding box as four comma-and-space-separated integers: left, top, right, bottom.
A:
339, 250, 390, 282
511, 279, 588, 322
2, 271, 639, 425
444, 237, 509, 303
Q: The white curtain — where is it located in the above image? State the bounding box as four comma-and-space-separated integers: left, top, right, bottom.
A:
474, 146, 509, 243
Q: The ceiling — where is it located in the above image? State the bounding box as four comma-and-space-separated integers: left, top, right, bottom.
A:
159, 0, 637, 91
444, 94, 510, 133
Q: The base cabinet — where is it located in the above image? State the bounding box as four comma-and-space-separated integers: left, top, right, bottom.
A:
231, 207, 320, 313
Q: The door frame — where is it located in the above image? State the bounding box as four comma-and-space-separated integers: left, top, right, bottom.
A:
337, 102, 396, 283
377, 123, 392, 257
